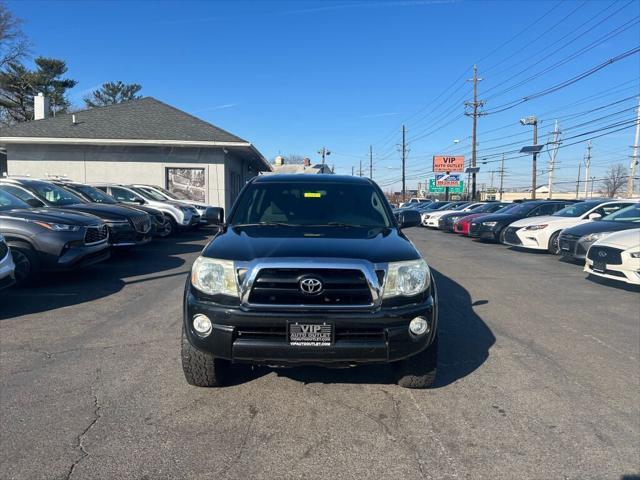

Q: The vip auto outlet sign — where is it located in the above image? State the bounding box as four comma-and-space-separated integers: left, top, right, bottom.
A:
433, 155, 464, 173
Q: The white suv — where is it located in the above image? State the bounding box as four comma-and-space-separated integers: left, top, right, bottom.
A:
93, 184, 200, 235
131, 184, 213, 224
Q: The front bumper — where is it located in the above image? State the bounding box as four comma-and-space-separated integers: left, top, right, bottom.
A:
559, 235, 590, 260
53, 241, 111, 270
469, 222, 499, 241
184, 289, 438, 366
108, 223, 153, 247
502, 226, 547, 250
585, 257, 640, 285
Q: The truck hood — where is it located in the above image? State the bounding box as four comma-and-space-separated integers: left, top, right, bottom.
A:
562, 220, 640, 237
202, 225, 421, 263
0, 208, 103, 226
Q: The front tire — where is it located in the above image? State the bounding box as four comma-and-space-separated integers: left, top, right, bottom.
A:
395, 336, 438, 389
11, 246, 39, 287
181, 326, 227, 387
548, 231, 561, 255
498, 228, 507, 244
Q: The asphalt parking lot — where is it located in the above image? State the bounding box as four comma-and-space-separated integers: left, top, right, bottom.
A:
1, 227, 638, 480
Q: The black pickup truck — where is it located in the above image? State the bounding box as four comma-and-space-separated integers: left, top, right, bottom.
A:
181, 175, 438, 388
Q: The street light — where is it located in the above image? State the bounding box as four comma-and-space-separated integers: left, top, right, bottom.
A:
317, 147, 331, 173
520, 115, 538, 199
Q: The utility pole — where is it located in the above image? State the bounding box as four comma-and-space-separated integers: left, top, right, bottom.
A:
359, 158, 362, 177
400, 125, 407, 202
499, 154, 506, 201
547, 120, 561, 199
575, 162, 582, 199
369, 145, 373, 179
520, 115, 538, 199
318, 147, 331, 172
627, 99, 640, 197
590, 176, 596, 197
583, 140, 592, 199
351, 166, 354, 176
465, 65, 484, 201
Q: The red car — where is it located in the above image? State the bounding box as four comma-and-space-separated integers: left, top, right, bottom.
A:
453, 203, 512, 235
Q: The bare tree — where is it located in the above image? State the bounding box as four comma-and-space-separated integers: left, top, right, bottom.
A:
286, 154, 307, 164
0, 3, 28, 69
601, 163, 627, 198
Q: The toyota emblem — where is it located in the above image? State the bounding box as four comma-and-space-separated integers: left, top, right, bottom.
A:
598, 251, 608, 258
299, 277, 323, 295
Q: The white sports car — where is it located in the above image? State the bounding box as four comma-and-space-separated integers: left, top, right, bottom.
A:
502, 199, 635, 254
584, 228, 640, 285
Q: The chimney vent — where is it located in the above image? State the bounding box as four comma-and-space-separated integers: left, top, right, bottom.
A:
34, 92, 49, 120
72, 114, 77, 125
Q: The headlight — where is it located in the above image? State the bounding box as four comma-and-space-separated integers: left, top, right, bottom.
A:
482, 221, 497, 227
107, 219, 130, 225
422, 215, 430, 219
180, 206, 191, 213
191, 257, 238, 297
33, 221, 80, 232
630, 251, 640, 259
523, 224, 548, 231
583, 232, 609, 243
383, 259, 430, 298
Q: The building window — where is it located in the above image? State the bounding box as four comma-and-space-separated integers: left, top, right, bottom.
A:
165, 167, 206, 202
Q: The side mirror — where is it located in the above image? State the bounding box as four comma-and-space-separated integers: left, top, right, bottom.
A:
26, 198, 45, 208
588, 212, 602, 220
398, 209, 421, 228
204, 207, 224, 225
134, 198, 145, 205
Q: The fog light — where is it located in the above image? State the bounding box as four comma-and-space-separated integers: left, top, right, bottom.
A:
193, 314, 212, 337
409, 316, 430, 336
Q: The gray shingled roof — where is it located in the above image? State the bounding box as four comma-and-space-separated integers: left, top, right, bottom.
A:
0, 97, 248, 143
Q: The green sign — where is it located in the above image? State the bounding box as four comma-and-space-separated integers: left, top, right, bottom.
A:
429, 178, 464, 194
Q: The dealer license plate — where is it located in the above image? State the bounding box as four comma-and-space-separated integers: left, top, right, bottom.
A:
592, 261, 606, 273
288, 322, 333, 346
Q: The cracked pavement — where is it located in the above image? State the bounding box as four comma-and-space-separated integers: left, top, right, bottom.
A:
1, 227, 638, 479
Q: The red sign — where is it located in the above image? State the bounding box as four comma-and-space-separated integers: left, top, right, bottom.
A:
433, 155, 465, 173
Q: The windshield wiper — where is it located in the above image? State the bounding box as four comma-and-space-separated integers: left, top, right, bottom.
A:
233, 222, 303, 227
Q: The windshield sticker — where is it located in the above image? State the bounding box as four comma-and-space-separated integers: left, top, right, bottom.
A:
304, 192, 322, 198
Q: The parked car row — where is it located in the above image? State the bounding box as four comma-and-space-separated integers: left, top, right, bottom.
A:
0, 177, 221, 287
395, 198, 640, 286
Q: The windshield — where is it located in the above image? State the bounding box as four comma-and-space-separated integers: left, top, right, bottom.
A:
230, 181, 392, 227
602, 203, 640, 222
553, 202, 598, 218
132, 187, 168, 202
27, 182, 84, 206
146, 185, 188, 200
499, 202, 537, 216
69, 185, 117, 204
0, 189, 30, 210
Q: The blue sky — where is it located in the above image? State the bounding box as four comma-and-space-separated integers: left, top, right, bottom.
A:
8, 0, 640, 193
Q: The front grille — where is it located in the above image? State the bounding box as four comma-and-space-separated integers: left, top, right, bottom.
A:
588, 246, 623, 265
234, 326, 385, 342
559, 237, 576, 254
248, 268, 373, 306
131, 213, 151, 233
504, 227, 522, 245
0, 240, 8, 261
84, 225, 109, 245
